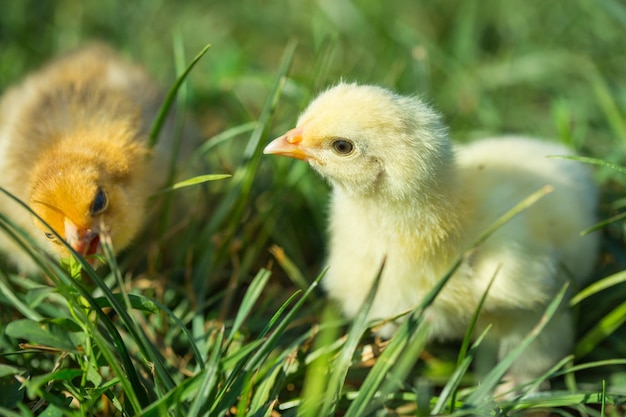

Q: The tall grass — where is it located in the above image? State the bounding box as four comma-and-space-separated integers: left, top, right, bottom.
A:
1, 0, 626, 415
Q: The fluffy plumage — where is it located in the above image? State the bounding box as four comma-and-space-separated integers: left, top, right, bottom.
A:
0, 44, 172, 273
264, 82, 599, 390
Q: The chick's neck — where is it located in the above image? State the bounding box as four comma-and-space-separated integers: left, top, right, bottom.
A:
334, 164, 464, 260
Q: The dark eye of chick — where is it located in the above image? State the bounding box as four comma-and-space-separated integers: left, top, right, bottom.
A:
90, 188, 108, 216
44, 232, 55, 240
331, 138, 354, 155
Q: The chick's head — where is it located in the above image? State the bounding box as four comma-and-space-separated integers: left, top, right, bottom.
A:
264, 83, 453, 200
29, 125, 151, 263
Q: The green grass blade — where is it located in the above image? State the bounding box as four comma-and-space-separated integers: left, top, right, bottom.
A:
268, 245, 311, 293
156, 174, 231, 194
588, 64, 626, 142
243, 39, 298, 159
257, 288, 303, 339
445, 268, 499, 413
344, 270, 440, 416
465, 283, 570, 405
377, 323, 432, 410
248, 364, 282, 416
148, 42, 211, 148
575, 299, 626, 358
244, 272, 321, 372
315, 261, 385, 417
0, 276, 44, 321
138, 367, 216, 417
549, 155, 626, 175
91, 293, 158, 313
496, 391, 609, 412
552, 358, 626, 376
343, 310, 424, 416
165, 31, 191, 181
581, 211, 626, 235
226, 268, 272, 347
193, 122, 258, 159
298, 305, 342, 417
499, 355, 574, 413
146, 297, 209, 368
188, 326, 225, 417
469, 185, 553, 249
80, 307, 146, 414
570, 270, 626, 306
0, 210, 60, 278
209, 274, 322, 414
100, 230, 178, 394
601, 380, 607, 417
432, 326, 491, 414
0, 407, 24, 417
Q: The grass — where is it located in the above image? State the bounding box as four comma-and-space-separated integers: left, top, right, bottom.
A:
1, 0, 626, 415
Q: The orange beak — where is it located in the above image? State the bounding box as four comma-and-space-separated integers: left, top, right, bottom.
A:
263, 127, 312, 161
64, 218, 100, 257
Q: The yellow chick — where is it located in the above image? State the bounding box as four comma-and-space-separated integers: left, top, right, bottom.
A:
264, 82, 599, 390
0, 44, 172, 273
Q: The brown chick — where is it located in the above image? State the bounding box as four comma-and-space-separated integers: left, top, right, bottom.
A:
264, 82, 599, 393
0, 43, 172, 273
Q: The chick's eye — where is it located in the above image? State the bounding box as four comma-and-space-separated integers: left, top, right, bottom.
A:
331, 138, 354, 155
44, 232, 55, 240
90, 188, 108, 215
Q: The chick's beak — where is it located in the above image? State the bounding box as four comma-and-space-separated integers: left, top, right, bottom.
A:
64, 218, 100, 257
263, 127, 312, 161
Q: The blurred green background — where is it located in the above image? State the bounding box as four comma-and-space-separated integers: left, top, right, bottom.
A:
2, 0, 624, 147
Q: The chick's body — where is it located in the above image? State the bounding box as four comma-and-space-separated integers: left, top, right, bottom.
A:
0, 44, 169, 273
264, 83, 599, 389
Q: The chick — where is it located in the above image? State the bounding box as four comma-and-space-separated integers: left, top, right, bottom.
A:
264, 82, 599, 391
0, 44, 173, 273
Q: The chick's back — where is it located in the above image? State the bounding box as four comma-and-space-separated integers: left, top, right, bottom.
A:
456, 136, 598, 291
